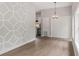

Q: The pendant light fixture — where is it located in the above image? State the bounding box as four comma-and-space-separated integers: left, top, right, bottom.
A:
52, 2, 58, 19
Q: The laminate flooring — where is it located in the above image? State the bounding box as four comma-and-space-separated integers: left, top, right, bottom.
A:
1, 37, 74, 56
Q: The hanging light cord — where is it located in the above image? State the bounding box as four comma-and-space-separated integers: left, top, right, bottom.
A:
54, 2, 56, 17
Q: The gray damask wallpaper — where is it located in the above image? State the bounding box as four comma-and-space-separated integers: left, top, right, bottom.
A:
0, 2, 35, 54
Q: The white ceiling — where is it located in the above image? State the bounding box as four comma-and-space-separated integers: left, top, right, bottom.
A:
32, 2, 72, 11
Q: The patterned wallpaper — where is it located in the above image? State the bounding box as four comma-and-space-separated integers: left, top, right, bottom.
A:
0, 2, 35, 53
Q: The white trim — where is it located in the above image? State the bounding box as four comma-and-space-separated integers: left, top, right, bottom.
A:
45, 36, 72, 41
72, 39, 79, 56
0, 38, 36, 55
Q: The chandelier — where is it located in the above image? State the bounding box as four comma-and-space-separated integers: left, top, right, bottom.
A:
52, 2, 58, 19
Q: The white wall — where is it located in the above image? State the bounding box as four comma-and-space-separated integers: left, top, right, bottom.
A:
72, 2, 79, 56
51, 16, 72, 38
0, 2, 36, 54
41, 6, 72, 39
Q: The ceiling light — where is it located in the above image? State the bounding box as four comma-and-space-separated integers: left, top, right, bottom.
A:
52, 2, 58, 19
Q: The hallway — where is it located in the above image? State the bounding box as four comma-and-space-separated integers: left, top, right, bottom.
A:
1, 37, 74, 56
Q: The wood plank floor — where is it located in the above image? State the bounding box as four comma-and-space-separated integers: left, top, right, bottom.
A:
1, 37, 74, 56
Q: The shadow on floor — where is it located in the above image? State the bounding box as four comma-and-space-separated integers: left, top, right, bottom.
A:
68, 42, 75, 56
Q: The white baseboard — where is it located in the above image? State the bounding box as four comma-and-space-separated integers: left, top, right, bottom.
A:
0, 38, 36, 55
41, 36, 72, 41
